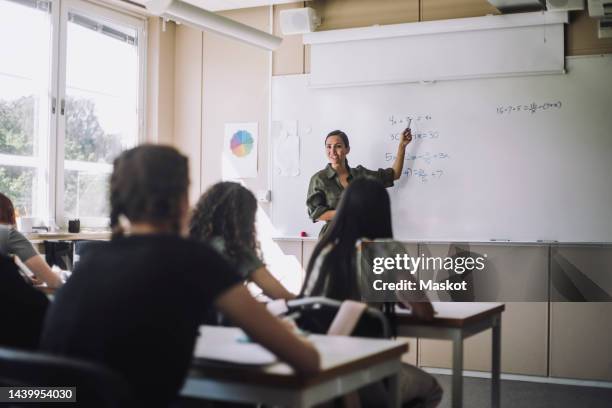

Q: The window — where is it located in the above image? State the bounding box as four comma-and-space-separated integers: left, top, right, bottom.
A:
0, 0, 52, 219
0, 0, 145, 229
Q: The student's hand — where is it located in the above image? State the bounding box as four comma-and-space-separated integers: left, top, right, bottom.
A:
30, 276, 42, 286
399, 127, 412, 149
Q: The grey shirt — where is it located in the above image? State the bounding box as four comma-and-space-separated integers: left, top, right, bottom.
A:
0, 225, 37, 262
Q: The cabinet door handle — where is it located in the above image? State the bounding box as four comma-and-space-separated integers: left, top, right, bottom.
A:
51, 97, 57, 114
60, 99, 65, 115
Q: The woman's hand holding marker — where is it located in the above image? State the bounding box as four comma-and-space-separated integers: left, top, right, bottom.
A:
399, 118, 413, 149
391, 121, 412, 180
400, 127, 413, 149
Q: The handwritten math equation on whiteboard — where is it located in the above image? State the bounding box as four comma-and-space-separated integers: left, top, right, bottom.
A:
388, 115, 432, 125
404, 168, 444, 183
385, 152, 450, 164
385, 114, 449, 183
496, 101, 562, 115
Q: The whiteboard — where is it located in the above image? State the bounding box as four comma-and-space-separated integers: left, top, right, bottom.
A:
270, 56, 612, 242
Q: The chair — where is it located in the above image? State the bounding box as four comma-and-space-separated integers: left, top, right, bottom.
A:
285, 297, 391, 338
72, 239, 103, 270
0, 255, 49, 350
0, 347, 133, 408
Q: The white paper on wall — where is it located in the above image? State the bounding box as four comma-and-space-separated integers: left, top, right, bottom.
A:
272, 120, 300, 177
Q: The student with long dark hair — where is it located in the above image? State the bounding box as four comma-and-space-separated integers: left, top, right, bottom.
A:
41, 145, 319, 406
190, 182, 295, 300
301, 177, 442, 408
0, 192, 62, 288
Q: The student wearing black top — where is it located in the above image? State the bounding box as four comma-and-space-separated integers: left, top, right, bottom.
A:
40, 145, 319, 407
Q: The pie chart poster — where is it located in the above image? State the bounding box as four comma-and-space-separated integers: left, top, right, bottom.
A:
223, 122, 258, 179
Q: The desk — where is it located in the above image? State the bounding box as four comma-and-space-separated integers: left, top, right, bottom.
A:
183, 326, 408, 407
397, 302, 505, 408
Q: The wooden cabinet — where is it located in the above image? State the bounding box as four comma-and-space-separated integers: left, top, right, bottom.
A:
416, 244, 549, 375
550, 245, 612, 381
268, 239, 612, 380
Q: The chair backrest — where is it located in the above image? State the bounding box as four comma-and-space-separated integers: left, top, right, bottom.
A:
0, 347, 133, 408
286, 297, 391, 338
43, 240, 74, 270
0, 255, 49, 350
72, 239, 102, 270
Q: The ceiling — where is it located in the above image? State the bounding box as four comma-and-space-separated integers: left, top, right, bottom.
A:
191, 0, 305, 11
130, 0, 305, 12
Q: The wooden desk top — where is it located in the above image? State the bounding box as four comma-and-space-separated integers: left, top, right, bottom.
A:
396, 302, 505, 328
190, 326, 408, 388
26, 231, 110, 244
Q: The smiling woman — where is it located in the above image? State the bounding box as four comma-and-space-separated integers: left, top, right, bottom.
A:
306, 128, 413, 237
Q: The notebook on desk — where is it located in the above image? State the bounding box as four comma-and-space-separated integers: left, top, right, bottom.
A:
193, 330, 278, 366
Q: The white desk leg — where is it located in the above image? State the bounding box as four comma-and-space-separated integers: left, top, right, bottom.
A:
452, 330, 464, 408
387, 372, 401, 408
492, 315, 502, 408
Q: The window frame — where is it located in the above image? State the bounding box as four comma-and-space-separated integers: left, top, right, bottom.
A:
52, 0, 146, 228
0, 0, 146, 229
0, 0, 54, 220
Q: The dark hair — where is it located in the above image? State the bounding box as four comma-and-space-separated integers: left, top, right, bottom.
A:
301, 177, 392, 300
325, 130, 350, 149
189, 182, 261, 262
0, 193, 16, 225
109, 145, 189, 239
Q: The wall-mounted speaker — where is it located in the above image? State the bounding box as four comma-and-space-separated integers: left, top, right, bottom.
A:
279, 7, 321, 35
546, 0, 585, 11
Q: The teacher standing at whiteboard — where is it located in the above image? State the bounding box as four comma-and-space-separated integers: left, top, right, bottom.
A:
306, 128, 412, 237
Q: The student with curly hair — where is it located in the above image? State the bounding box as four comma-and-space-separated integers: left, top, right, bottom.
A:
190, 182, 295, 300
41, 145, 319, 406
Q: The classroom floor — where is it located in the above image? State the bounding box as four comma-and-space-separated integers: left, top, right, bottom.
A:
433, 374, 612, 408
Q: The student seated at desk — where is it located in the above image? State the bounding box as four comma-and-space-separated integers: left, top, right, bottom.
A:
301, 177, 442, 408
0, 193, 63, 288
190, 182, 295, 301
40, 145, 319, 407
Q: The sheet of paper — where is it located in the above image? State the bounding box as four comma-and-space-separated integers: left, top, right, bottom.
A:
193, 334, 277, 366
272, 120, 300, 177
327, 300, 367, 336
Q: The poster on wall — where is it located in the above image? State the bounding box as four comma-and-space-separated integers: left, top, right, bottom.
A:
222, 122, 258, 179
